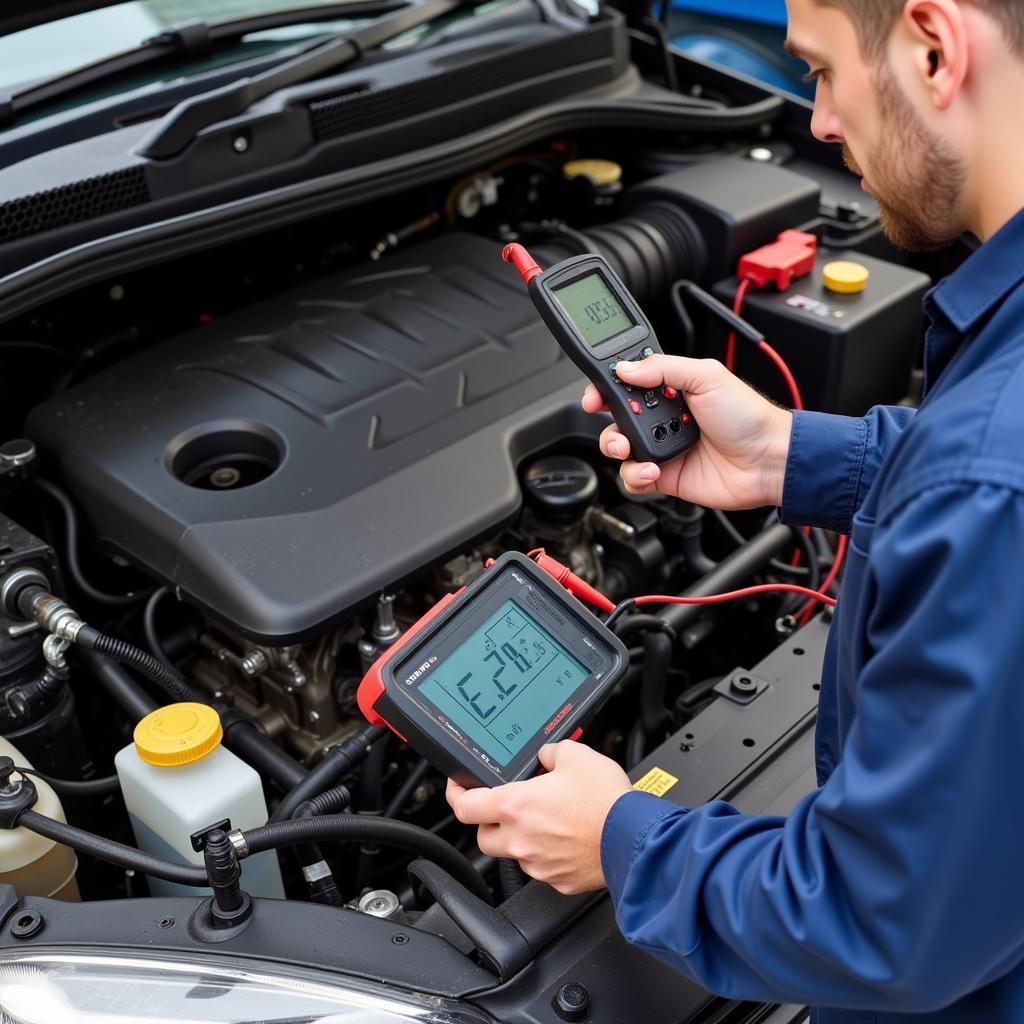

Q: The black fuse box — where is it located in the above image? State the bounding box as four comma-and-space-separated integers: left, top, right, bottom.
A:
707, 250, 931, 415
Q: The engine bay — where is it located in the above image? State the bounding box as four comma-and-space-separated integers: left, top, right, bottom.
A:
0, 9, 954, 1019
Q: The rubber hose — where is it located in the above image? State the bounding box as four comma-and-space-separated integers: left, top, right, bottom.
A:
639, 631, 673, 741
78, 649, 158, 721
614, 615, 677, 645
16, 767, 120, 797
626, 720, 647, 769
301, 784, 353, 818
77, 625, 202, 704
19, 810, 208, 887
383, 758, 431, 819
534, 202, 705, 305
243, 814, 492, 905
221, 717, 308, 791
142, 586, 172, 666
34, 479, 150, 608
270, 724, 385, 823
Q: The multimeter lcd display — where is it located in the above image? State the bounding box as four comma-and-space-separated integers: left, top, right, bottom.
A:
416, 599, 588, 766
553, 272, 636, 348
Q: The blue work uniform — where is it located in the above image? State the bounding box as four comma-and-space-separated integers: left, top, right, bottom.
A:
601, 209, 1024, 1023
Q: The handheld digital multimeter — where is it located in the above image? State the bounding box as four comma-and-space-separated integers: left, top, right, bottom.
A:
358, 552, 628, 788
503, 243, 701, 466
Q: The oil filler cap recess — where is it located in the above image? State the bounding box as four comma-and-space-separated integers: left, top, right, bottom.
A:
134, 703, 223, 767
823, 260, 870, 295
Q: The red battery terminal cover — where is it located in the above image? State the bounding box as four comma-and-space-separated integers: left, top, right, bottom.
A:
737, 229, 818, 291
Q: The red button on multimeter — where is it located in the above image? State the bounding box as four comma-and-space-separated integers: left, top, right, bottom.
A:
358, 552, 628, 788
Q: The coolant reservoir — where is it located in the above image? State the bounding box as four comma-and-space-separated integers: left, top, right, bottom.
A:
0, 737, 79, 900
115, 703, 285, 899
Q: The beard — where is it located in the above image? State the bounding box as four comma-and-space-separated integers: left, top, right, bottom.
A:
843, 64, 967, 252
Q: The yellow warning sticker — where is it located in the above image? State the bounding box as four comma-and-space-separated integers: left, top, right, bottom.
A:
633, 767, 679, 797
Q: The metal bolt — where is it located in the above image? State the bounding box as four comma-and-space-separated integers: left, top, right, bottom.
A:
308, 710, 321, 724
749, 146, 774, 162
241, 651, 269, 677
210, 466, 241, 489
232, 135, 250, 153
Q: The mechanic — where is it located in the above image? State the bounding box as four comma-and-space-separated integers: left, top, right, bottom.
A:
447, 0, 1024, 1019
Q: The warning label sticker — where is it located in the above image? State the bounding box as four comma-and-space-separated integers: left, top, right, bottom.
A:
633, 767, 679, 797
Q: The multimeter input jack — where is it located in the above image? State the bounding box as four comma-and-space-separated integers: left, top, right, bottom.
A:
652, 424, 669, 444
667, 418, 683, 436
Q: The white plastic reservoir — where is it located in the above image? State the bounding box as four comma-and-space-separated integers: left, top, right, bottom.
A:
115, 703, 284, 899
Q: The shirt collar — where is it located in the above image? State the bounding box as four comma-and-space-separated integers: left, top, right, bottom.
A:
929, 207, 1024, 334
921, 207, 1024, 395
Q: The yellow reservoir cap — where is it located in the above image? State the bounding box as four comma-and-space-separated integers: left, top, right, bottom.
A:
562, 159, 622, 186
134, 703, 223, 767
823, 260, 870, 294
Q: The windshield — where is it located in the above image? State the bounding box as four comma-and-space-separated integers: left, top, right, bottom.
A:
0, 0, 372, 94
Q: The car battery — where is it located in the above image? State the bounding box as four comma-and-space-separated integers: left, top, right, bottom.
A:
705, 250, 931, 415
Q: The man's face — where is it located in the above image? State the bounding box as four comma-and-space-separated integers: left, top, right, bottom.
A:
785, 0, 967, 251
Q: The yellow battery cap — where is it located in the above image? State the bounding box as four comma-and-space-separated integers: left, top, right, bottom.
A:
562, 159, 623, 186
823, 260, 870, 294
134, 703, 223, 767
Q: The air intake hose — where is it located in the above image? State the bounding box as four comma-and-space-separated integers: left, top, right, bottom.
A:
534, 202, 706, 303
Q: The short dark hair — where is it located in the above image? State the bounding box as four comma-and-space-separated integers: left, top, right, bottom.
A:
819, 0, 1024, 58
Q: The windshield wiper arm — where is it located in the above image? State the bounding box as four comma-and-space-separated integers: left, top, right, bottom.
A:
0, 2, 408, 129
136, 0, 467, 160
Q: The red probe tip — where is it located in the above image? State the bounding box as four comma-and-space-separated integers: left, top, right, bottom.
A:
502, 243, 543, 284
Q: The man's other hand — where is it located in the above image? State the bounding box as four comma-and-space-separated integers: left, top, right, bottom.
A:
446, 741, 633, 895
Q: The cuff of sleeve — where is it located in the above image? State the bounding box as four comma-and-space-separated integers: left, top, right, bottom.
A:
601, 791, 687, 905
780, 410, 867, 534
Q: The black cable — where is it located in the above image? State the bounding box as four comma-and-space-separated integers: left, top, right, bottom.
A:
76, 624, 204, 705
15, 766, 120, 797
242, 814, 492, 904
18, 810, 208, 887
614, 615, 677, 645
670, 280, 697, 357
711, 508, 811, 578
604, 599, 637, 630
143, 586, 172, 666
34, 479, 152, 608
383, 757, 432, 819
271, 724, 385, 823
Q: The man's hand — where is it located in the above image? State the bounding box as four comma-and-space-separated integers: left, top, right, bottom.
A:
583, 355, 793, 509
446, 742, 633, 895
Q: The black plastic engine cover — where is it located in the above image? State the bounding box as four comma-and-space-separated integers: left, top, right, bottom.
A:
27, 234, 599, 642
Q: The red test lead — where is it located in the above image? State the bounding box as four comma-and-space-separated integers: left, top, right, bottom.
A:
502, 242, 543, 284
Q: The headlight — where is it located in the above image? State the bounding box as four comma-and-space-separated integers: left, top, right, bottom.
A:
0, 949, 491, 1024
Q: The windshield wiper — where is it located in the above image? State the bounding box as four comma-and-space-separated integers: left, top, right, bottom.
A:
136, 0, 469, 159
0, 1, 408, 129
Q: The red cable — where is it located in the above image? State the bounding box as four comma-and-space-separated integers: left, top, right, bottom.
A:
725, 277, 751, 373
757, 340, 804, 411
796, 534, 848, 625
635, 584, 836, 609
728, 279, 804, 412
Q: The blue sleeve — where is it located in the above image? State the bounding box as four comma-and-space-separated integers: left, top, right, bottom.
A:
780, 406, 915, 533
602, 483, 1024, 1013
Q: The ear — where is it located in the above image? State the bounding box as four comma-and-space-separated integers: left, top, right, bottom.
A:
900, 0, 969, 110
